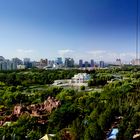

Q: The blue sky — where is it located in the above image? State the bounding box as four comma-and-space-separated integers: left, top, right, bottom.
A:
0, 0, 139, 62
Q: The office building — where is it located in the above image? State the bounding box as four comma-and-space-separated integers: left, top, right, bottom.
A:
0, 56, 5, 62
48, 60, 55, 67
84, 61, 89, 68
6, 60, 13, 70
99, 61, 105, 68
79, 59, 83, 67
0, 61, 7, 70
40, 59, 48, 67
116, 59, 121, 66
64, 58, 74, 67
12, 58, 22, 65
24, 58, 32, 68
90, 59, 94, 67
55, 57, 63, 65
12, 58, 23, 70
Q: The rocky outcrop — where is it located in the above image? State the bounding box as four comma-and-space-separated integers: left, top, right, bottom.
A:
0, 96, 61, 126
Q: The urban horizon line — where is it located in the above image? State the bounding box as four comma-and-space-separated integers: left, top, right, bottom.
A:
0, 55, 136, 64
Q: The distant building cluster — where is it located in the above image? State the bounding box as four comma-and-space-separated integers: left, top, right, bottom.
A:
0, 56, 108, 71
78, 59, 105, 68
0, 56, 23, 70
1, 55, 139, 71
131, 59, 140, 65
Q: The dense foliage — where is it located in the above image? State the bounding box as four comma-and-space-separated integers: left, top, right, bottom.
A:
0, 67, 140, 140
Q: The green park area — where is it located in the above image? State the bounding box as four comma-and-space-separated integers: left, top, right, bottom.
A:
0, 67, 140, 140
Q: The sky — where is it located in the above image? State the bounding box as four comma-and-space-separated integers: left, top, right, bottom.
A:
0, 0, 139, 62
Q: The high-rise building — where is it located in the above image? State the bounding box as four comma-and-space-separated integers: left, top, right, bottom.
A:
79, 59, 83, 67
6, 60, 13, 70
99, 61, 105, 68
0, 56, 23, 70
12, 58, 23, 70
55, 57, 63, 65
84, 61, 89, 68
0, 57, 12, 70
0, 56, 5, 70
32, 61, 39, 68
90, 59, 94, 67
40, 59, 48, 67
24, 58, 30, 63
48, 60, 55, 67
0, 56, 5, 61
64, 58, 74, 67
23, 58, 32, 68
116, 59, 121, 66
12, 58, 23, 65
0, 61, 7, 70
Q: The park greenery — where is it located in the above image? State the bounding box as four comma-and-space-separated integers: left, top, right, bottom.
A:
0, 67, 140, 139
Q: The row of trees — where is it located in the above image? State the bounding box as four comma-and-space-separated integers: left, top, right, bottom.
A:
0, 69, 85, 86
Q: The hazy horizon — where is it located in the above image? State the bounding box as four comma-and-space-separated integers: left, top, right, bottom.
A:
0, 0, 139, 62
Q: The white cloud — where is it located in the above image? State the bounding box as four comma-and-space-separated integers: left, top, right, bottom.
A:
87, 50, 106, 55
58, 49, 74, 57
86, 50, 107, 60
15, 49, 36, 60
17, 49, 34, 53
57, 49, 135, 63
86, 50, 135, 62
87, 50, 106, 59
120, 52, 135, 58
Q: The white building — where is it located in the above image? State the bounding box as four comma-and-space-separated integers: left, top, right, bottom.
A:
71, 73, 90, 84
17, 65, 26, 70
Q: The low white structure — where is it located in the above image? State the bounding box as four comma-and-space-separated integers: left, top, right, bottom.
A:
17, 65, 26, 70
52, 73, 90, 87
52, 79, 70, 86
71, 73, 90, 84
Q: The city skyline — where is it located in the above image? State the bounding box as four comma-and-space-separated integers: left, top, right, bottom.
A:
0, 55, 108, 71
0, 0, 139, 62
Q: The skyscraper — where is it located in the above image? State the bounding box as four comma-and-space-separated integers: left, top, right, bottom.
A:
24, 58, 32, 68
99, 61, 105, 68
64, 58, 74, 67
0, 56, 5, 61
55, 57, 63, 65
116, 59, 121, 66
79, 59, 83, 67
90, 59, 94, 67
40, 59, 48, 67
84, 61, 89, 68
6, 60, 13, 70
12, 58, 23, 70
